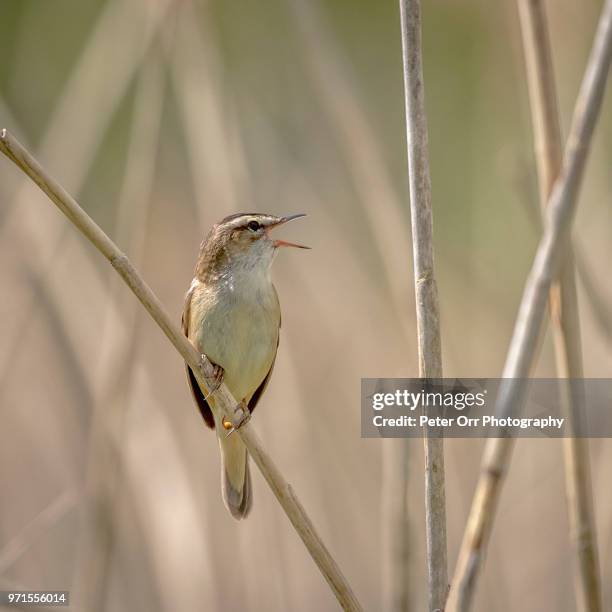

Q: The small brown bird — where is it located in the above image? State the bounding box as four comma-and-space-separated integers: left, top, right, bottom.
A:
182, 213, 308, 519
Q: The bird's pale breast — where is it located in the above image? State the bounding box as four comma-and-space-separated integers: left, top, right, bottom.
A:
189, 275, 280, 404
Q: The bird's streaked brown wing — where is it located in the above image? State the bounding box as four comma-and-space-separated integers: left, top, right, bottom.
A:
182, 286, 215, 429
247, 335, 278, 414
248, 285, 281, 413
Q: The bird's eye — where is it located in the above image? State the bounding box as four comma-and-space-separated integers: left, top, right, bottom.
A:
247, 220, 261, 232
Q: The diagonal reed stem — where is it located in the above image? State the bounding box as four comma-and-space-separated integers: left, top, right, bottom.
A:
398, 2, 448, 610
446, 2, 612, 609
0, 129, 363, 612
518, 1, 601, 610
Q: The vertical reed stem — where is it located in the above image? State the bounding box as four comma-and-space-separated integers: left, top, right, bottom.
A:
398, 2, 448, 609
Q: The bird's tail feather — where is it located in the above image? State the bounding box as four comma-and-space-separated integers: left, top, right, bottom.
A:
219, 431, 252, 519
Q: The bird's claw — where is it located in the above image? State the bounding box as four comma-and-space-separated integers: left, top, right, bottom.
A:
209, 363, 224, 392
203, 360, 224, 401
224, 401, 251, 437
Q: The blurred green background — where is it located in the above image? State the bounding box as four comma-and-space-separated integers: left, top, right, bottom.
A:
0, 1, 610, 610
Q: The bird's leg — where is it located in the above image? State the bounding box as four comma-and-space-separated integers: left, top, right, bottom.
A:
224, 400, 251, 437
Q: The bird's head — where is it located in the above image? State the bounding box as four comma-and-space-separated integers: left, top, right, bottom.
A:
197, 213, 308, 278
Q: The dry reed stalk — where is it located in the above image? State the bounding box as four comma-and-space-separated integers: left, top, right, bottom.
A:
518, 1, 601, 610
398, 1, 447, 610
0, 129, 364, 612
446, 2, 612, 609
381, 440, 412, 611
72, 53, 168, 611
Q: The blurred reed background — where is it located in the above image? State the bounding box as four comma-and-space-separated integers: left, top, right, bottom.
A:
0, 1, 610, 611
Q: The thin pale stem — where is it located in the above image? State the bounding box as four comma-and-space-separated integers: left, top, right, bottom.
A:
446, 2, 612, 609
0, 129, 364, 612
72, 52, 168, 612
518, 1, 601, 610
398, 1, 447, 610
381, 440, 412, 611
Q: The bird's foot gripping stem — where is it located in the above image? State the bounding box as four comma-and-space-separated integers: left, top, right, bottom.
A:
203, 359, 224, 401
223, 401, 251, 437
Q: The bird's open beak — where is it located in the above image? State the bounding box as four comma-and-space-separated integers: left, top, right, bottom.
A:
267, 214, 310, 249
